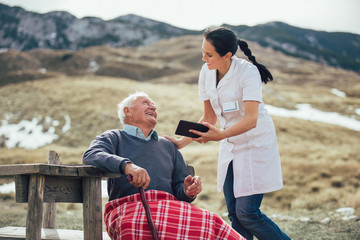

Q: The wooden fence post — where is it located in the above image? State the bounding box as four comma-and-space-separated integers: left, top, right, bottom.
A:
43, 150, 60, 229
26, 174, 45, 240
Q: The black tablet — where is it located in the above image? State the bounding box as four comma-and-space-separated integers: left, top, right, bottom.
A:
175, 120, 209, 138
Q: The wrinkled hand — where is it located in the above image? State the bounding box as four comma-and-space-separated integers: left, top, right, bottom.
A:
124, 163, 150, 189
184, 175, 202, 197
190, 122, 224, 143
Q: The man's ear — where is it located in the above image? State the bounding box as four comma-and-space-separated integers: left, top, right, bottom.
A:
124, 107, 132, 118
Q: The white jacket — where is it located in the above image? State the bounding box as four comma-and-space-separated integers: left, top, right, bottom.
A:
198, 56, 283, 197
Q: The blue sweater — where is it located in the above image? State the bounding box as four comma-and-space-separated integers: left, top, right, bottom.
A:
82, 129, 194, 202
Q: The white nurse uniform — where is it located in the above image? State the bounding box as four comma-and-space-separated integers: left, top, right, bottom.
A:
198, 56, 283, 197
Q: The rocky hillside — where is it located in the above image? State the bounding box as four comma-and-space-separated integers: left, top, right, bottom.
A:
224, 22, 360, 73
1, 3, 360, 74
0, 3, 198, 51
1, 35, 360, 100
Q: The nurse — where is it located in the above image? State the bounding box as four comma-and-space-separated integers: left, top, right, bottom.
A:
166, 27, 291, 240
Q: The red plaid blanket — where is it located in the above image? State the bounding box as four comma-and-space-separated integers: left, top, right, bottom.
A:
104, 190, 245, 240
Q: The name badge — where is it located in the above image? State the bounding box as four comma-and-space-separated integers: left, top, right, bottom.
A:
222, 101, 239, 113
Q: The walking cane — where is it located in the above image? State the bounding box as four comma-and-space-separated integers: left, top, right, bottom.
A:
127, 175, 159, 240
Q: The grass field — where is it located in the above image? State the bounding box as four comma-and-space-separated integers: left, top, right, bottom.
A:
0, 75, 359, 239
0, 35, 360, 238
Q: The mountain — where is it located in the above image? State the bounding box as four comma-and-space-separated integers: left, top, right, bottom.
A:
225, 22, 360, 73
0, 3, 360, 73
0, 3, 198, 51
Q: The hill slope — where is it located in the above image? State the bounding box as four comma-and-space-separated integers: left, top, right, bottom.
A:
0, 35, 360, 237
1, 35, 360, 95
1, 3, 359, 73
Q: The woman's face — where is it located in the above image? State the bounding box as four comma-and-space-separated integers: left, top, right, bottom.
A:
202, 38, 227, 71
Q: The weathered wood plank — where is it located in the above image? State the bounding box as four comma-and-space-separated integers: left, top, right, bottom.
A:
43, 150, 61, 229
43, 176, 83, 203
0, 164, 76, 176
15, 175, 29, 203
15, 176, 83, 203
26, 174, 45, 240
48, 151, 61, 165
83, 177, 103, 240
77, 166, 122, 178
0, 227, 111, 240
0, 164, 121, 178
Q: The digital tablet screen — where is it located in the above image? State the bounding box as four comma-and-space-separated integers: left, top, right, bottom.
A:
175, 120, 209, 138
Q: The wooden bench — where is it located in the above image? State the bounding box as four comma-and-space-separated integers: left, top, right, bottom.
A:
0, 151, 121, 240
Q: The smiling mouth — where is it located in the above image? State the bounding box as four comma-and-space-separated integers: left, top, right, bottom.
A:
146, 113, 155, 117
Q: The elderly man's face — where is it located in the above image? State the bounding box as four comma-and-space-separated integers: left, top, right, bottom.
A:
126, 96, 157, 127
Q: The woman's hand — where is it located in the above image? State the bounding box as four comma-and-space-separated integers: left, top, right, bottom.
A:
163, 135, 193, 149
190, 122, 225, 143
192, 101, 259, 143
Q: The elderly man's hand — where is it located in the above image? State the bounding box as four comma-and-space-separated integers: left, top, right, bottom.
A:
184, 175, 202, 197
124, 163, 150, 189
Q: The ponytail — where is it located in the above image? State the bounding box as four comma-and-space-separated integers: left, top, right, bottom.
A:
238, 39, 273, 84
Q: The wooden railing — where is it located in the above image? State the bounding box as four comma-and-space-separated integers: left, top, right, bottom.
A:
0, 151, 121, 240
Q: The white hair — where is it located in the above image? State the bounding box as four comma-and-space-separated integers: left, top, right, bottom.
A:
117, 91, 151, 126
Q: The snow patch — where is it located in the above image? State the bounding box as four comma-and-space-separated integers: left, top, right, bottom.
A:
331, 88, 346, 98
0, 117, 58, 149
0, 182, 15, 194
266, 104, 360, 131
62, 115, 71, 133
87, 60, 99, 73
0, 114, 72, 149
38, 68, 47, 74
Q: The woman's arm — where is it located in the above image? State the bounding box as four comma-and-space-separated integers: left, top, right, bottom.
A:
192, 101, 259, 142
200, 100, 218, 125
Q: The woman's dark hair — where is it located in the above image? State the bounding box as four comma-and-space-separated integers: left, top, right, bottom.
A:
203, 27, 273, 84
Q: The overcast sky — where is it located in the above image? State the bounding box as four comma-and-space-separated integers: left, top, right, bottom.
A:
1, 0, 359, 34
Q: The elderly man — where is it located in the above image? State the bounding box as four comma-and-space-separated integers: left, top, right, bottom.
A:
82, 92, 244, 240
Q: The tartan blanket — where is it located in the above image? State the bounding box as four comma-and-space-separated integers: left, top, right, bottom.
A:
104, 190, 245, 240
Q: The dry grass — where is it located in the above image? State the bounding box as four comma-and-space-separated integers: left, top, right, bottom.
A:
1, 77, 359, 239
1, 35, 360, 238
